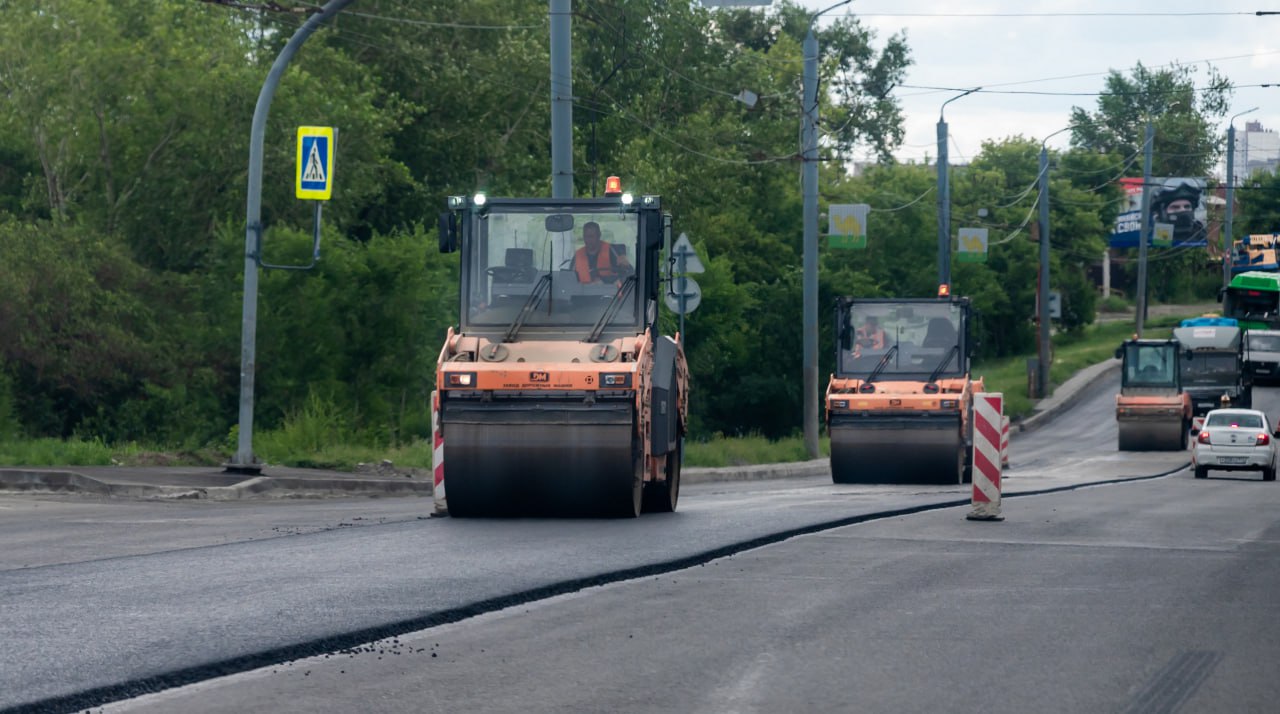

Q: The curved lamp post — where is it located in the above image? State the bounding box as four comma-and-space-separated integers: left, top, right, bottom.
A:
800, 0, 852, 459
936, 87, 981, 290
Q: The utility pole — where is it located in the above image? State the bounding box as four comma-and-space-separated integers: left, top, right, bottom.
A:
550, 0, 572, 198
936, 88, 980, 289
229, 0, 354, 473
1136, 122, 1154, 338
800, 0, 851, 460
1225, 107, 1259, 287
1035, 127, 1069, 399
1037, 145, 1050, 398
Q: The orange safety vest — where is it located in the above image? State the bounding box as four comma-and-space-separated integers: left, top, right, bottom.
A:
574, 244, 621, 283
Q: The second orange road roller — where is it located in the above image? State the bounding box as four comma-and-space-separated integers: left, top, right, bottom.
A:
825, 295, 982, 485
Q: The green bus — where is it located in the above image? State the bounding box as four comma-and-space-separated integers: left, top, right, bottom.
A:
1221, 271, 1280, 330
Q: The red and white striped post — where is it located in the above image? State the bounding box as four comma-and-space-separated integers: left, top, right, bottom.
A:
431, 390, 448, 516
968, 392, 1004, 521
1000, 414, 1010, 469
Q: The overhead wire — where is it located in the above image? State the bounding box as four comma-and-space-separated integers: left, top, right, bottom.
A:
867, 185, 934, 212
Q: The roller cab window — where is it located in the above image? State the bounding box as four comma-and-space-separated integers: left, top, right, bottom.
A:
838, 302, 964, 378
463, 208, 640, 331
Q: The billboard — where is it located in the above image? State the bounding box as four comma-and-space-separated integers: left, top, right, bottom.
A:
1109, 176, 1208, 248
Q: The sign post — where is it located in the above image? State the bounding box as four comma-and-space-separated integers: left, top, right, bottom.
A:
666, 233, 705, 343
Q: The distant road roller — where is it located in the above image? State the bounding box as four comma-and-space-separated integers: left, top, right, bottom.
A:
435, 180, 687, 517
1115, 338, 1191, 451
825, 295, 982, 485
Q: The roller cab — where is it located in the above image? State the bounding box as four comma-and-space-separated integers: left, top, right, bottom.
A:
436, 189, 687, 517
1115, 338, 1191, 451
825, 296, 979, 485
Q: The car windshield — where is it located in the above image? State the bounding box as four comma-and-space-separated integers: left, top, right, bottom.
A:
839, 302, 964, 377
464, 208, 639, 330
1181, 353, 1238, 385
1248, 334, 1280, 352
1206, 412, 1263, 429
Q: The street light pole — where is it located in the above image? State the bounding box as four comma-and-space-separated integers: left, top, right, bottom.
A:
1136, 122, 1154, 338
801, 0, 851, 460
230, 0, 354, 473
936, 87, 981, 290
1225, 107, 1259, 287
1036, 127, 1071, 399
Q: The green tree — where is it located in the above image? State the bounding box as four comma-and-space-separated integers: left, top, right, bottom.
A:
1069, 62, 1232, 304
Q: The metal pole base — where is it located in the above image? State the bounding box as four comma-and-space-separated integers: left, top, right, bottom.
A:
222, 462, 265, 475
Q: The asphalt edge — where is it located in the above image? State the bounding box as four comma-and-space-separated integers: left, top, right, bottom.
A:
1016, 358, 1119, 434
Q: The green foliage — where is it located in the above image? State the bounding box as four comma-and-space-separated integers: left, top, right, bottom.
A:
0, 437, 120, 467
0, 0, 1237, 458
1237, 168, 1280, 236
684, 433, 829, 468
1098, 295, 1131, 312
1069, 62, 1230, 178
255, 391, 351, 465
0, 372, 19, 440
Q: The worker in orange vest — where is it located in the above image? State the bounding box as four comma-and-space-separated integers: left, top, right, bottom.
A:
574, 221, 632, 284
856, 315, 886, 349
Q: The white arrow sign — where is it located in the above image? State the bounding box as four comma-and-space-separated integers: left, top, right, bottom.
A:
671, 233, 705, 274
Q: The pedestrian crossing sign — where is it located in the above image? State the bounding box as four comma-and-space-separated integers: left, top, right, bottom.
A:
296, 126, 334, 200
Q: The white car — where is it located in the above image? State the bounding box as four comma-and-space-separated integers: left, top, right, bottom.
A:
1191, 408, 1279, 481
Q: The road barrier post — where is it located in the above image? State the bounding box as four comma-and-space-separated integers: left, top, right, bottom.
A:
1000, 414, 1010, 469
432, 390, 448, 516
968, 393, 1004, 521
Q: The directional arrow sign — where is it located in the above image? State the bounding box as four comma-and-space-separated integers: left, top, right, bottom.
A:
671, 233, 705, 274
664, 275, 702, 315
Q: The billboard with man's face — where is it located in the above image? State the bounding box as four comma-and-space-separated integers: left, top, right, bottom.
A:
1109, 176, 1208, 248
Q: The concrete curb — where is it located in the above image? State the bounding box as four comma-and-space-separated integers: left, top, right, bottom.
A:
684, 459, 829, 485
0, 468, 434, 500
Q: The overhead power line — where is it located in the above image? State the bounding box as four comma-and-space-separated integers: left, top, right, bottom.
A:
850, 11, 1256, 17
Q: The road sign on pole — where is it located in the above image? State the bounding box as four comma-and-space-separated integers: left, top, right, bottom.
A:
957, 227, 989, 263
296, 126, 335, 201
665, 275, 702, 315
667, 233, 705, 343
828, 203, 869, 249
671, 233, 705, 273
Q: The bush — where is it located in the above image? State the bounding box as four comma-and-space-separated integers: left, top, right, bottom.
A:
1098, 295, 1130, 313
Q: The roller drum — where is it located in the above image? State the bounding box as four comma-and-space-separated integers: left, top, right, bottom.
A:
829, 413, 964, 485
1117, 418, 1186, 451
442, 399, 638, 517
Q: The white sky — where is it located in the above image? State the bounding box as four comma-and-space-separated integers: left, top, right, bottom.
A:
791, 0, 1280, 173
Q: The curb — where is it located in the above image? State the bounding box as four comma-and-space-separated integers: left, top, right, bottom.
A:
0, 469, 434, 500
683, 459, 829, 485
